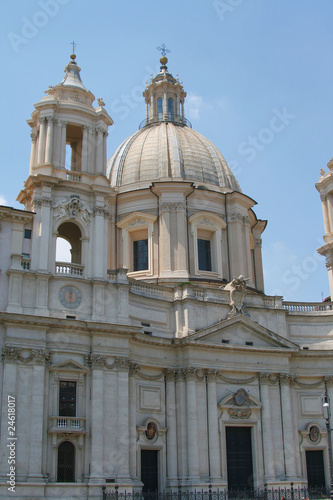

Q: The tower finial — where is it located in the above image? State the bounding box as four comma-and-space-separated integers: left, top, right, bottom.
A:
70, 41, 77, 62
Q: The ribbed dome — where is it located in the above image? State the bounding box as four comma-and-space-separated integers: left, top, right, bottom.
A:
107, 122, 241, 191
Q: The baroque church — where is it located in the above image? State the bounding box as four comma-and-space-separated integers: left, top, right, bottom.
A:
0, 50, 333, 499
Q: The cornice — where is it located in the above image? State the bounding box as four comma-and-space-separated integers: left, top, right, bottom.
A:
0, 207, 34, 223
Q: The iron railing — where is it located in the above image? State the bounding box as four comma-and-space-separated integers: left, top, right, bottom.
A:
102, 485, 331, 500
138, 117, 192, 129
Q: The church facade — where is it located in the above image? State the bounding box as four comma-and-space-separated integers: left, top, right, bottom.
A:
0, 52, 333, 499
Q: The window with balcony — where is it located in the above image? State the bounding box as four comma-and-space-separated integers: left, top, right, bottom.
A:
59, 381, 76, 417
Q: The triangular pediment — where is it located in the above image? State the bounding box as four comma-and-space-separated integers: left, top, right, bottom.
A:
190, 315, 298, 350
49, 359, 88, 373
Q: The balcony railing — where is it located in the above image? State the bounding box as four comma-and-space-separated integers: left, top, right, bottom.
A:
66, 171, 82, 182
283, 301, 333, 312
49, 416, 86, 434
139, 116, 192, 130
21, 258, 31, 270
55, 262, 84, 277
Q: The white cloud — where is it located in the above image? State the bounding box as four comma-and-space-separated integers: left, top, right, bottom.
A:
186, 92, 205, 120
0, 194, 7, 205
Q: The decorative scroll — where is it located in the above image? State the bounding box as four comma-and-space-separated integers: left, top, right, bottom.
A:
229, 408, 252, 419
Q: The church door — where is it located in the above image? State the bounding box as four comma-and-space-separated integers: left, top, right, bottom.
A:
141, 450, 158, 493
226, 427, 253, 490
306, 450, 325, 488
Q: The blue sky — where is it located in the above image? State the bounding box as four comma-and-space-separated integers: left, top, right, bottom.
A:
0, 0, 332, 301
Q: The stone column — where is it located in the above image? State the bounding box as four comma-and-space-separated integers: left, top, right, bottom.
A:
28, 361, 47, 481
321, 195, 331, 234
327, 194, 333, 234
165, 369, 178, 485
89, 359, 104, 482
227, 211, 248, 279
60, 121, 67, 169
259, 374, 275, 480
176, 203, 188, 274
150, 95, 155, 121
116, 359, 131, 482
185, 368, 200, 482
253, 237, 264, 291
38, 198, 52, 271
129, 364, 138, 480
206, 370, 221, 481
45, 117, 54, 164
0, 353, 18, 479
175, 370, 188, 481
163, 88, 168, 120
37, 117, 46, 165
279, 374, 298, 478
159, 203, 172, 275
93, 206, 105, 279
95, 128, 104, 174
176, 95, 180, 121
29, 131, 37, 174
181, 101, 184, 121
81, 126, 89, 173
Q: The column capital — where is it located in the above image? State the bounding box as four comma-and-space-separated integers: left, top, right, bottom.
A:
278, 373, 296, 386
259, 372, 277, 385
164, 368, 177, 381
205, 368, 220, 381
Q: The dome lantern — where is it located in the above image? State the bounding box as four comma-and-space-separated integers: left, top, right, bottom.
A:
142, 48, 188, 128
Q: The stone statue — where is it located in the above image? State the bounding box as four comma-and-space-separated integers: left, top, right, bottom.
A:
224, 275, 250, 319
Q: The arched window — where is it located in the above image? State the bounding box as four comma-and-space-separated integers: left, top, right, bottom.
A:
57, 441, 75, 482
157, 98, 163, 121
57, 222, 82, 264
168, 98, 174, 121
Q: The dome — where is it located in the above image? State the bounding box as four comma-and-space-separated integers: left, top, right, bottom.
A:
107, 121, 241, 191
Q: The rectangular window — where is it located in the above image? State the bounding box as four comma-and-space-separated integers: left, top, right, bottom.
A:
133, 239, 148, 271
198, 239, 212, 271
24, 229, 32, 239
59, 381, 76, 417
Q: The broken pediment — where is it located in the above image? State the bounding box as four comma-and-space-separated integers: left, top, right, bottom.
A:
218, 388, 262, 420
49, 358, 89, 373
190, 315, 298, 350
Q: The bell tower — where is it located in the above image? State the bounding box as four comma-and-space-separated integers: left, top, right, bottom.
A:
316, 159, 333, 299
17, 52, 114, 286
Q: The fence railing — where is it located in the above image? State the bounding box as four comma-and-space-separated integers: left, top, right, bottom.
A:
102, 485, 330, 500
